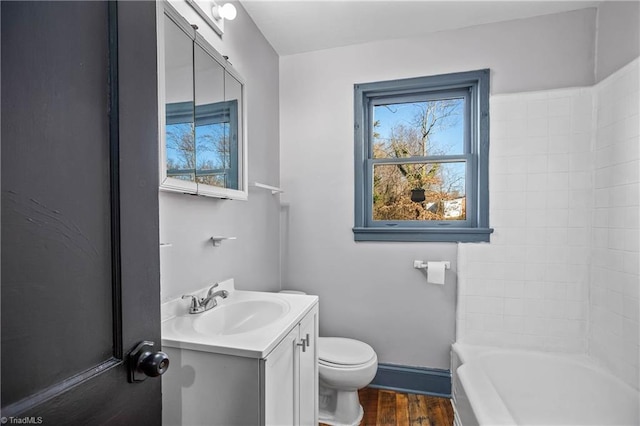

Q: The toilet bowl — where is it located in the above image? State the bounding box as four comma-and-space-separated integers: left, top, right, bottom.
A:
278, 291, 378, 426
318, 337, 378, 426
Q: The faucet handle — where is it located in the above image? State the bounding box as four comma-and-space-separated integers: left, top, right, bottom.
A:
181, 295, 201, 312
206, 283, 219, 296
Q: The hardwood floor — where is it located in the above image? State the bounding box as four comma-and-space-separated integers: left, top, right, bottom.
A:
320, 388, 454, 426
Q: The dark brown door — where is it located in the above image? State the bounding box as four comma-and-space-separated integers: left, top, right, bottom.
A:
1, 1, 162, 423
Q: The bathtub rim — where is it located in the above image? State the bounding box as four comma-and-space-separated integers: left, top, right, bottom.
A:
451, 342, 640, 426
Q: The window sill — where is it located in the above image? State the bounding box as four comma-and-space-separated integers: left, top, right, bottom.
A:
352, 227, 493, 243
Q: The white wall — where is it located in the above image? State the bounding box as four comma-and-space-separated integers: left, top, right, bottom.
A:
589, 58, 639, 389
159, 1, 281, 301
279, 9, 597, 369
457, 87, 593, 352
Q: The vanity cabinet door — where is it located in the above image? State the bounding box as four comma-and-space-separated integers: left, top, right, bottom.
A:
298, 307, 319, 425
263, 305, 319, 426
264, 326, 297, 425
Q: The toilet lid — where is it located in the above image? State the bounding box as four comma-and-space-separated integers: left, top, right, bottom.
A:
318, 337, 376, 366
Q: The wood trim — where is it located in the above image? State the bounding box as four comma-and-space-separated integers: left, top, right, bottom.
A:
369, 364, 452, 398
353, 227, 493, 242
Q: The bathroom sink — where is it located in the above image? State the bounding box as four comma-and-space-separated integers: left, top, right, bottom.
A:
193, 299, 289, 336
162, 279, 317, 358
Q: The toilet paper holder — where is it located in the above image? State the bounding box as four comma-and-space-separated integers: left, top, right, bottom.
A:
413, 260, 451, 270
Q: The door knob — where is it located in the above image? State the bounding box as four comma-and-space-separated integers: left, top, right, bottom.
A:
128, 340, 170, 383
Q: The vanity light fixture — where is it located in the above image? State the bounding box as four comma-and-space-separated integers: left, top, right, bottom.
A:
186, 0, 236, 36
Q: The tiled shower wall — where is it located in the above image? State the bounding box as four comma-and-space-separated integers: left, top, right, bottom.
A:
589, 59, 639, 389
457, 86, 593, 352
457, 59, 640, 389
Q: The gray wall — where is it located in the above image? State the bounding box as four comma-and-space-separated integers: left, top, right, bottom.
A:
159, 1, 281, 301
279, 8, 598, 369
595, 1, 640, 82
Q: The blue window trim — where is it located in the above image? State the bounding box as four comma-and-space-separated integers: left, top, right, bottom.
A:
166, 101, 193, 125
353, 69, 493, 243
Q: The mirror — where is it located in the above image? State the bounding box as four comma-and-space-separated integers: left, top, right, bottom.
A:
194, 45, 242, 192
164, 14, 195, 185
159, 2, 247, 200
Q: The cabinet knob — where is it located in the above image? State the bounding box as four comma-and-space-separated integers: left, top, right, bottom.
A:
305, 333, 310, 348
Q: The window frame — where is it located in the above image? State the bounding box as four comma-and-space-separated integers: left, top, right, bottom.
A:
353, 69, 493, 242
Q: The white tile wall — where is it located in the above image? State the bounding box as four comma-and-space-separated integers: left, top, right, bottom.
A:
457, 87, 593, 352
457, 59, 640, 391
589, 59, 640, 390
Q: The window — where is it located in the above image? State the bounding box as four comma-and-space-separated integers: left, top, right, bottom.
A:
353, 69, 492, 242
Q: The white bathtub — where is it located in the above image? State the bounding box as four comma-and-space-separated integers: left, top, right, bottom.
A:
451, 343, 639, 426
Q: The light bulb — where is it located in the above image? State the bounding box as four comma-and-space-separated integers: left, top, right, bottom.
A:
212, 2, 237, 21
220, 3, 237, 20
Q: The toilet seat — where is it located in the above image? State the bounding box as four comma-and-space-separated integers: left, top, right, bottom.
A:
319, 337, 376, 367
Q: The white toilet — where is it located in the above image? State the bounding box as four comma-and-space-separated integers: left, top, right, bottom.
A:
279, 291, 378, 426
318, 337, 378, 426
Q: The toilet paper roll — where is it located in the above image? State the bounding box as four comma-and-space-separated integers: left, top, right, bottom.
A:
426, 261, 446, 285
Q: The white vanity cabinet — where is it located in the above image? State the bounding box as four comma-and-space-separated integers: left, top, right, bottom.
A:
162, 296, 318, 426
264, 305, 318, 425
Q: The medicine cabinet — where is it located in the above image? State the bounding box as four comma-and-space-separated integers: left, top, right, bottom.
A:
158, 1, 247, 200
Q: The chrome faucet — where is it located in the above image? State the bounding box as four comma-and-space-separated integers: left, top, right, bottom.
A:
182, 283, 229, 314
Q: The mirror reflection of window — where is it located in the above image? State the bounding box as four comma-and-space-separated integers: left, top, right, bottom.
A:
164, 15, 195, 182
194, 45, 225, 188
193, 45, 241, 190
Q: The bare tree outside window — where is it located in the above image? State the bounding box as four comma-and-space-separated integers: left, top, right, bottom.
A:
372, 98, 466, 221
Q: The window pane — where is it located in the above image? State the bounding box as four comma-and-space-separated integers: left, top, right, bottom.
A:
373, 98, 465, 158
373, 162, 466, 221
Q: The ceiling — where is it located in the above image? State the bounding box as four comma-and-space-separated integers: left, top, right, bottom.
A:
239, 0, 600, 56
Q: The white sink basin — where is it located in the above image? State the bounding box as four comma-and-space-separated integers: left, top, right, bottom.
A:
193, 299, 289, 336
161, 279, 318, 358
